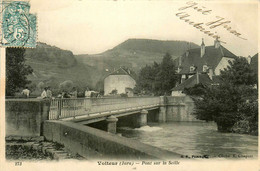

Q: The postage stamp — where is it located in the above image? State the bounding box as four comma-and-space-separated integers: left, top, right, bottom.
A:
0, 0, 37, 48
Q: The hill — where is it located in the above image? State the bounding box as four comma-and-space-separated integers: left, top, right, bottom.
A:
75, 39, 199, 86
110, 39, 198, 55
24, 42, 95, 95
24, 39, 199, 94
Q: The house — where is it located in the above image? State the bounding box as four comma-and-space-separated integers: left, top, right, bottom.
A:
171, 72, 213, 96
104, 67, 136, 96
172, 38, 236, 96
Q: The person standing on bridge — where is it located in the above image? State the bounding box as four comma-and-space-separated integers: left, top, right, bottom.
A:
21, 87, 30, 98
46, 86, 52, 99
41, 87, 48, 99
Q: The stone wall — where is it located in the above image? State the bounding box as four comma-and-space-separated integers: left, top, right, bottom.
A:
166, 96, 199, 122
43, 120, 181, 159
6, 99, 50, 136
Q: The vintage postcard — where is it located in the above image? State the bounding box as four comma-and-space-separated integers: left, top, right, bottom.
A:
0, 0, 259, 170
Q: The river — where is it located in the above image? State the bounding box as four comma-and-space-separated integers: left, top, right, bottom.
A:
117, 122, 258, 159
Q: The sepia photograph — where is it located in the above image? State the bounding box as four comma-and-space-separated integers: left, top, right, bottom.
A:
0, 0, 258, 170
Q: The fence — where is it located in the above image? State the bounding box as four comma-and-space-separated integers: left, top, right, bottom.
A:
49, 97, 161, 120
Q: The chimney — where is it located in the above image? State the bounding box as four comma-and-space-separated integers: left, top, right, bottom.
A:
196, 71, 199, 84
203, 64, 208, 72
247, 55, 251, 64
214, 37, 220, 48
208, 68, 213, 80
201, 38, 205, 57
181, 74, 186, 83
177, 66, 182, 73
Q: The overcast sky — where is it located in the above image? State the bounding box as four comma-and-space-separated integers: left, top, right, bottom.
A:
30, 0, 258, 57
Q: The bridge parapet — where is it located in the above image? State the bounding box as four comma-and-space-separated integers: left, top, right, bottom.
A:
49, 97, 161, 120
6, 99, 50, 136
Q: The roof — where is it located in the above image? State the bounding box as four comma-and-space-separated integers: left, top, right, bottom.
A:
105, 67, 136, 79
178, 45, 236, 74
212, 75, 222, 84
109, 67, 130, 75
171, 73, 213, 91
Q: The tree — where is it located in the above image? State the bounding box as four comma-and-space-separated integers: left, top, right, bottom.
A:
6, 48, 33, 96
37, 82, 45, 90
220, 57, 256, 86
194, 83, 245, 131
136, 62, 160, 94
110, 89, 118, 95
156, 53, 178, 95
59, 80, 74, 92
187, 57, 258, 133
136, 53, 178, 95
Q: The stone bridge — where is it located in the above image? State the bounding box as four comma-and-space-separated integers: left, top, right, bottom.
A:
48, 96, 196, 133
6, 96, 197, 136
5, 96, 197, 159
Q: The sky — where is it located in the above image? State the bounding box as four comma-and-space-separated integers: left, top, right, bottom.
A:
29, 0, 258, 56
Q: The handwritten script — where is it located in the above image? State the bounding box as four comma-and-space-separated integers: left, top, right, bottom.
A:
175, 1, 247, 42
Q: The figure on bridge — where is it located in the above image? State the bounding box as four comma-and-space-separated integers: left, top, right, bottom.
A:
21, 87, 30, 98
70, 87, 78, 98
47, 86, 52, 99
40, 87, 47, 99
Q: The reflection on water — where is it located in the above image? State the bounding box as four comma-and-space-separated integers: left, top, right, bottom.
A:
117, 122, 258, 159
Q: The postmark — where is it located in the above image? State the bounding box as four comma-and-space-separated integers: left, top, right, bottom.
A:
1, 1, 37, 48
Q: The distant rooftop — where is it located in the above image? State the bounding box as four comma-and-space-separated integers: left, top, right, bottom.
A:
171, 73, 213, 91
106, 67, 136, 79
178, 44, 237, 74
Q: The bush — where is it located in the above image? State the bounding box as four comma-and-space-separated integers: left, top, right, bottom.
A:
185, 57, 258, 134
237, 100, 258, 134
110, 89, 118, 95
59, 80, 74, 92
192, 83, 257, 133
120, 93, 127, 97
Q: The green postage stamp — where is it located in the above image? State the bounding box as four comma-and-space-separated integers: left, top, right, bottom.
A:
0, 0, 37, 48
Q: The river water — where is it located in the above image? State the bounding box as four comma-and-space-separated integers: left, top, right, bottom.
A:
117, 122, 258, 159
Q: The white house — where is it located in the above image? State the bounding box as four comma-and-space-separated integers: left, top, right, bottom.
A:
104, 67, 136, 96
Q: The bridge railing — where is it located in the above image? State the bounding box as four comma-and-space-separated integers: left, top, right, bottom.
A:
49, 97, 161, 120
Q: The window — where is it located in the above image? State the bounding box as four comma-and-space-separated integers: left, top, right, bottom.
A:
203, 65, 208, 72
190, 66, 195, 72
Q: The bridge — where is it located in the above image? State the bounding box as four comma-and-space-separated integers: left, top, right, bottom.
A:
49, 96, 161, 122
48, 96, 196, 133
6, 96, 196, 159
